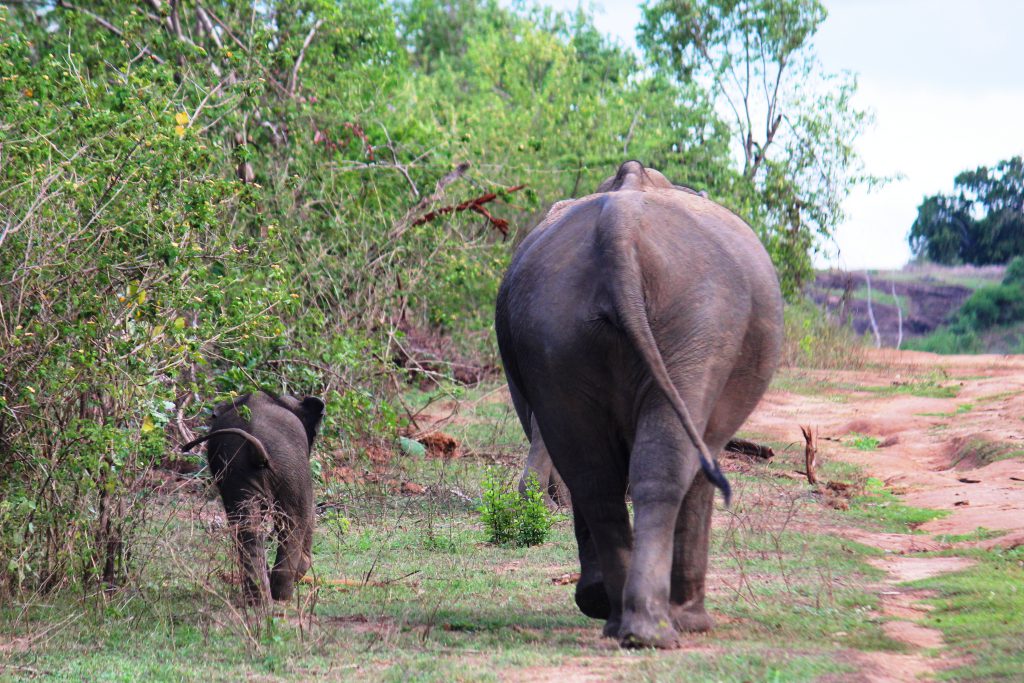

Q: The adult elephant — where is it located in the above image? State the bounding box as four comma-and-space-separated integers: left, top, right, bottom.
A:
495, 161, 783, 648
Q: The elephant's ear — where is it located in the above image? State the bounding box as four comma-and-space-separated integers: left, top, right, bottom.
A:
296, 396, 326, 453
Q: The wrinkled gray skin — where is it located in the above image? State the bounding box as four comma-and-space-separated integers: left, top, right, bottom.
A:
495, 161, 783, 648
183, 392, 325, 604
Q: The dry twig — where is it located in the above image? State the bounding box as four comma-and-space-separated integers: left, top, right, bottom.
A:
800, 425, 818, 485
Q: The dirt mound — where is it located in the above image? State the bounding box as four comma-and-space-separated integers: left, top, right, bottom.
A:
418, 431, 461, 459
811, 270, 980, 346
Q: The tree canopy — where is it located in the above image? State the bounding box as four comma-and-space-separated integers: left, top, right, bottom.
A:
909, 157, 1024, 265
639, 0, 879, 294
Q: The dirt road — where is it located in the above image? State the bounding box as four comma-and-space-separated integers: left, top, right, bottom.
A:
745, 349, 1024, 681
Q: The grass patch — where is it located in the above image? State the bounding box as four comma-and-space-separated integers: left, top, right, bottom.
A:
633, 647, 856, 682
769, 369, 851, 401
844, 477, 948, 533
770, 369, 960, 401
950, 438, 1024, 469
911, 547, 1024, 681
846, 433, 881, 451
861, 379, 960, 399
0, 395, 908, 683
932, 527, 1006, 545
917, 403, 973, 417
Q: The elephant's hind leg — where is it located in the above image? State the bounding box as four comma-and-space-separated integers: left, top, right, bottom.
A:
619, 399, 702, 649
535, 411, 631, 636
669, 471, 715, 633
571, 502, 610, 619
229, 503, 272, 605
270, 510, 309, 601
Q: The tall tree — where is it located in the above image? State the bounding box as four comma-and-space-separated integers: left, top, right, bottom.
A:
639, 0, 879, 297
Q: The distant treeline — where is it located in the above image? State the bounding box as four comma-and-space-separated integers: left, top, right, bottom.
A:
910, 157, 1024, 266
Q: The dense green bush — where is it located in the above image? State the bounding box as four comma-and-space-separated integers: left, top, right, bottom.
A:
905, 261, 1024, 354
0, 0, 873, 597
953, 285, 1024, 331
0, 34, 282, 591
903, 328, 983, 355
1002, 256, 1024, 286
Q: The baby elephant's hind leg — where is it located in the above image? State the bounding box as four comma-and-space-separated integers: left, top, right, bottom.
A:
269, 511, 309, 601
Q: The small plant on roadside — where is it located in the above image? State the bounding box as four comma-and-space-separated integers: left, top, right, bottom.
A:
847, 433, 880, 451
478, 470, 555, 547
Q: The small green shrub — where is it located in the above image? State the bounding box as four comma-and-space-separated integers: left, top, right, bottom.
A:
1003, 256, 1024, 286
846, 433, 880, 451
953, 284, 1024, 331
903, 327, 982, 354
478, 470, 555, 547
906, 279, 1024, 354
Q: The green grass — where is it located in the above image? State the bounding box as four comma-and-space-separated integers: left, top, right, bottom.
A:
0, 474, 894, 683
861, 380, 960, 399
770, 369, 960, 401
932, 527, 1006, 545
844, 477, 948, 533
769, 370, 850, 401
975, 390, 1018, 404
4, 381, 1008, 682
950, 438, 1024, 468
849, 286, 902, 308
916, 403, 973, 418
632, 648, 855, 682
911, 547, 1024, 681
0, 400, 907, 683
846, 433, 881, 451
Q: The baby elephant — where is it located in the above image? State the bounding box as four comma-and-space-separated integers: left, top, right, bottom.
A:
183, 391, 325, 604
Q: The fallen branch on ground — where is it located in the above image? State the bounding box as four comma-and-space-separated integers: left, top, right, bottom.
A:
724, 437, 775, 460
299, 570, 420, 588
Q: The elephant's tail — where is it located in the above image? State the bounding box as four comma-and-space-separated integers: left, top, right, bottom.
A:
598, 199, 731, 505
182, 428, 274, 471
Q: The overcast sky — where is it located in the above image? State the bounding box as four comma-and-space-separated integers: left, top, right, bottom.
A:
533, 0, 1024, 270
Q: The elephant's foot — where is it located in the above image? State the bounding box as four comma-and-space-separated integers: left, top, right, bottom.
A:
270, 573, 296, 601
242, 584, 271, 606
601, 617, 622, 639
618, 611, 679, 649
575, 579, 611, 620
671, 604, 715, 633
241, 573, 272, 606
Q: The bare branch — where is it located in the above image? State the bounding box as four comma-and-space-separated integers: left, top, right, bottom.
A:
800, 425, 818, 486
623, 110, 642, 156
195, 6, 224, 51
891, 280, 904, 350
410, 185, 526, 237
288, 19, 324, 96
189, 77, 229, 128
864, 270, 882, 348
169, 0, 184, 41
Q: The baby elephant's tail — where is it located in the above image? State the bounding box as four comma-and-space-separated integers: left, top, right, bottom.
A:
182, 428, 273, 471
